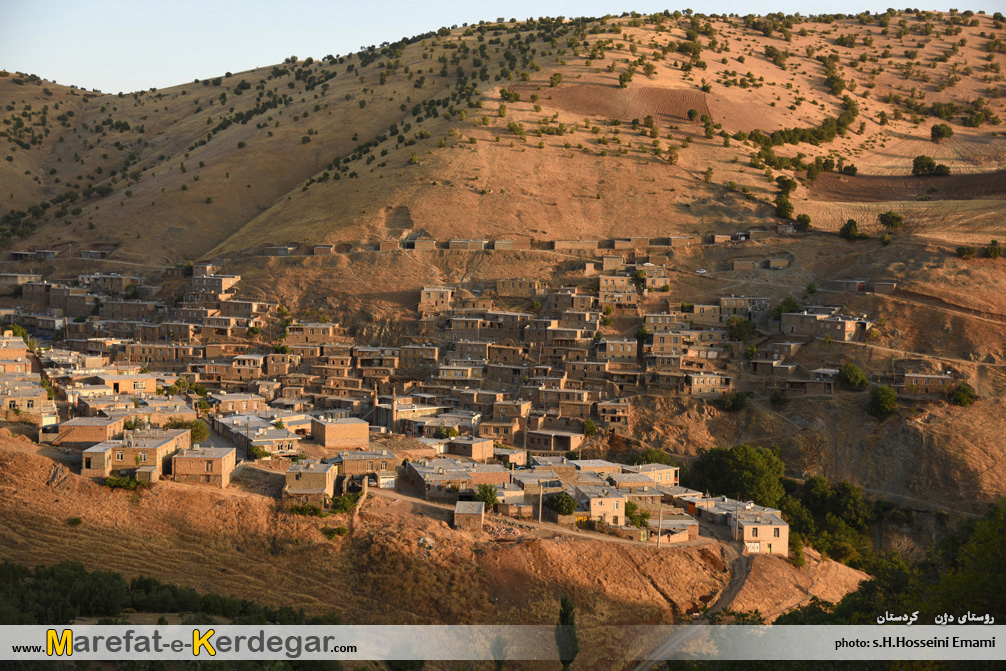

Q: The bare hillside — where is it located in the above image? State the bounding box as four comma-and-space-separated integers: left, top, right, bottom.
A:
1, 9, 1003, 263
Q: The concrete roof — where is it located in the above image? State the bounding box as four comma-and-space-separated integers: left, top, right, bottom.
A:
454, 501, 485, 515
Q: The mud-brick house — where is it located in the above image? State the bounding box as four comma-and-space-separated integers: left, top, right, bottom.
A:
283, 459, 337, 507
80, 428, 190, 482
453, 501, 485, 531
311, 416, 370, 448
901, 372, 954, 396
324, 449, 401, 480
40, 416, 126, 448
172, 446, 236, 488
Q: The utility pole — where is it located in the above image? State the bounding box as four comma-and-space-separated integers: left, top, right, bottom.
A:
538, 487, 543, 524
656, 506, 663, 548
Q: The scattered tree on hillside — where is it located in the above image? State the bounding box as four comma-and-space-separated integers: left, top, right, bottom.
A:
912, 155, 950, 176
948, 383, 976, 407
878, 210, 904, 231
930, 123, 954, 142
837, 363, 868, 388
839, 219, 867, 240
868, 385, 898, 420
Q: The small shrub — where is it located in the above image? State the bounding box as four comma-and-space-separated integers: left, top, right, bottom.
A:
322, 526, 349, 539
67, 517, 83, 527
288, 504, 328, 518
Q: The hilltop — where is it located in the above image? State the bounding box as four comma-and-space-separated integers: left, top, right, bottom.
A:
1, 9, 1004, 266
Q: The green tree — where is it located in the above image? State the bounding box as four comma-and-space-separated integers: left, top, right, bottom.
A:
547, 492, 578, 516
628, 448, 675, 466
726, 316, 756, 342
549, 72, 563, 87
475, 484, 499, 508
930, 123, 954, 142
687, 445, 786, 508
868, 385, 898, 420
794, 213, 811, 231
948, 383, 976, 407
912, 154, 936, 175
986, 239, 1002, 259
839, 219, 865, 240
837, 363, 868, 388
719, 391, 748, 412
555, 595, 579, 671
164, 418, 209, 443
878, 210, 904, 231
770, 389, 788, 406
583, 419, 597, 437
624, 501, 651, 528
775, 196, 794, 219
770, 296, 800, 319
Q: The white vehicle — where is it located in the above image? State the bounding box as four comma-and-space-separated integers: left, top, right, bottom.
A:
695, 269, 707, 274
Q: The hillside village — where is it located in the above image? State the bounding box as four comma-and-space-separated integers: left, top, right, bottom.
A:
0, 224, 973, 559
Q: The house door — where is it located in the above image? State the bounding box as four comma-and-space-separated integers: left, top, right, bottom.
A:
611, 516, 618, 525
84, 458, 91, 469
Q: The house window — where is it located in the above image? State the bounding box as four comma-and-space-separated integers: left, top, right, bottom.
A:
751, 527, 759, 537
205, 461, 214, 472
613, 501, 619, 510
774, 527, 780, 538
380, 461, 387, 471
139, 453, 147, 463
7, 401, 14, 409
367, 461, 374, 471
116, 451, 124, 462
26, 400, 33, 409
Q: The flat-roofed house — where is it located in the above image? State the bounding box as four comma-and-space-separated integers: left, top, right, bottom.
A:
172, 446, 236, 488
283, 459, 337, 507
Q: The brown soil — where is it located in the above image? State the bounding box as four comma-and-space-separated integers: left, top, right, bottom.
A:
512, 84, 711, 124
729, 548, 867, 622
811, 171, 1006, 202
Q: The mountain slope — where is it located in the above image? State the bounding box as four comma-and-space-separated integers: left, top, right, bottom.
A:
2, 9, 1004, 262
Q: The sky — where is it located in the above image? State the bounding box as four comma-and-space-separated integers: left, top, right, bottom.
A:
2, 0, 966, 93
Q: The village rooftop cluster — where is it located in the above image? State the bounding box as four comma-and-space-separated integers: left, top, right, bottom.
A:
0, 232, 960, 555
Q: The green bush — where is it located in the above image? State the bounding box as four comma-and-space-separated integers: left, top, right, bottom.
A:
948, 383, 976, 407
322, 526, 349, 539
104, 476, 142, 491
67, 517, 83, 527
718, 391, 748, 412
547, 492, 578, 516
287, 505, 328, 518
329, 493, 362, 514
837, 363, 868, 388
867, 385, 897, 420
770, 389, 788, 406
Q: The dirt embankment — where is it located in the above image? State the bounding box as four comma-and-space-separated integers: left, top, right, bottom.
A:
729, 548, 868, 622
810, 171, 1006, 202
